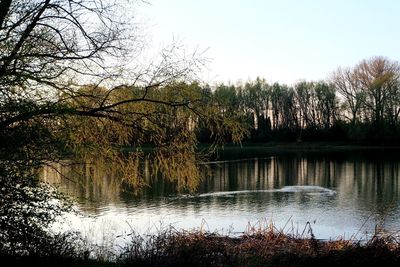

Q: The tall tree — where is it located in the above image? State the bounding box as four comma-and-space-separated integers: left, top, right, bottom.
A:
332, 67, 365, 124
332, 57, 400, 126
0, 0, 245, 190
355, 56, 400, 125
314, 82, 337, 129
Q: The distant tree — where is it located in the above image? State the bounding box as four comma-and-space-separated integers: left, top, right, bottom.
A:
269, 83, 282, 129
214, 84, 240, 114
332, 57, 400, 127
237, 78, 267, 129
279, 85, 297, 130
211, 84, 248, 142
355, 56, 400, 126
295, 81, 318, 128
332, 67, 365, 124
314, 82, 337, 129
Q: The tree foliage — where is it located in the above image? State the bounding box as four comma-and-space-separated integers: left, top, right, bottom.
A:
0, 1, 247, 255
0, 0, 246, 192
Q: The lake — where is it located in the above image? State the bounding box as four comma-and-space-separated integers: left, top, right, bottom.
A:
41, 147, 400, 246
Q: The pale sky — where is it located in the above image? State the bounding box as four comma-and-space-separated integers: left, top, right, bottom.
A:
137, 0, 400, 85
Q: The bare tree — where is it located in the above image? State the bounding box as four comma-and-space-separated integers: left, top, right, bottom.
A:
314, 82, 337, 129
355, 56, 400, 125
331, 67, 365, 124
332, 57, 400, 126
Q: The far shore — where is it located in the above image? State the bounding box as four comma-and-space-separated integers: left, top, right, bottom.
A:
208, 141, 400, 152
119, 142, 400, 161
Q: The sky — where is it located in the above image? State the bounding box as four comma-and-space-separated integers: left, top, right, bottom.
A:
136, 0, 400, 86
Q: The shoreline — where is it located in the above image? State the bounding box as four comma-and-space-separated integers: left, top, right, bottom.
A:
200, 142, 400, 161
3, 228, 400, 267
208, 141, 400, 150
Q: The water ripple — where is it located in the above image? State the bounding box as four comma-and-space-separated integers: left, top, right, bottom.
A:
197, 185, 336, 198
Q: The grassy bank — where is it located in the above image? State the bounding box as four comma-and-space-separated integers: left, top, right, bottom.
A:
3, 227, 400, 267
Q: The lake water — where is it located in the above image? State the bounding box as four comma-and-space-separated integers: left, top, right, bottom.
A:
42, 148, 400, 245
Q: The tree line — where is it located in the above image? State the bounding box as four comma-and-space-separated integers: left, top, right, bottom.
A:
196, 56, 400, 144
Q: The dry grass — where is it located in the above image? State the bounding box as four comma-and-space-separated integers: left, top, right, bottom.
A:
120, 222, 400, 267
3, 221, 400, 266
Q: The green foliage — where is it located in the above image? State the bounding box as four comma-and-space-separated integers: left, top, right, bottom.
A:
58, 82, 247, 192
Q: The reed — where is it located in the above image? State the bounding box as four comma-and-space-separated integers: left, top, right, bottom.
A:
119, 222, 400, 267
2, 222, 400, 267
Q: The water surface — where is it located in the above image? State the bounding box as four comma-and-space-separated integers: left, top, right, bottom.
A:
42, 149, 400, 243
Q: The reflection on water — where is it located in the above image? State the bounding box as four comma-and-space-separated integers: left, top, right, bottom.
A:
42, 150, 400, 241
